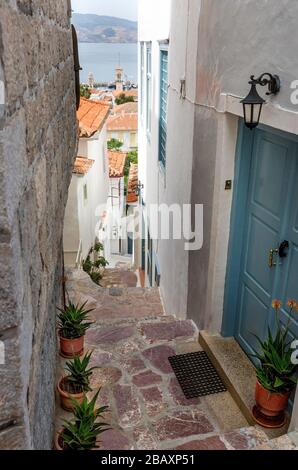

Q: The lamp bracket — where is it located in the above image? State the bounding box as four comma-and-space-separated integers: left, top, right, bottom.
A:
249, 73, 280, 96
135, 181, 144, 197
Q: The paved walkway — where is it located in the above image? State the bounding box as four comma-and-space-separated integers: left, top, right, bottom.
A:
56, 269, 297, 450
99, 268, 138, 289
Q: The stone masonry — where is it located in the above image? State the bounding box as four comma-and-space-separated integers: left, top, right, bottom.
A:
56, 270, 276, 450
56, 270, 298, 450
0, 1, 77, 449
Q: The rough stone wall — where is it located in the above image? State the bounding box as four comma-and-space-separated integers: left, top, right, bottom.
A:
0, 0, 77, 449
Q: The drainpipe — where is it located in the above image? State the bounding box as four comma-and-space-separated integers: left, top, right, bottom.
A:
61, 246, 66, 309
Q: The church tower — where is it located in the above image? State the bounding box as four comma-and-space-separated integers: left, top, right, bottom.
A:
115, 65, 124, 92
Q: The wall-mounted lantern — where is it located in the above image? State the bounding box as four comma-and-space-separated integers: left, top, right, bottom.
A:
241, 73, 280, 130
135, 181, 144, 198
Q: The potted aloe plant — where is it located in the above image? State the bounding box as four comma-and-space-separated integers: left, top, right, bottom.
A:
58, 351, 98, 412
55, 391, 110, 451
252, 299, 298, 428
57, 301, 94, 358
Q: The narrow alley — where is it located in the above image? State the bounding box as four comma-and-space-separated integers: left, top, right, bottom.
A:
55, 268, 297, 450
2, 0, 298, 456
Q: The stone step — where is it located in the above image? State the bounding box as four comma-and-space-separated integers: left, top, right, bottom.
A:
199, 331, 290, 438
254, 432, 298, 450
173, 426, 269, 450
219, 426, 269, 450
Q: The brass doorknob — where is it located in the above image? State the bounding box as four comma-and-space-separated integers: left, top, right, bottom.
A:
268, 248, 279, 268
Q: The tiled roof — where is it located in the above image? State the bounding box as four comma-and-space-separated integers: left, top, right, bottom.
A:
73, 156, 95, 175
107, 113, 138, 132
77, 97, 111, 138
112, 89, 138, 99
90, 89, 102, 95
108, 151, 127, 178
126, 163, 138, 204
113, 102, 138, 115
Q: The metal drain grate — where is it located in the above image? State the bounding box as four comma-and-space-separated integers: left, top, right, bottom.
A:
168, 351, 227, 399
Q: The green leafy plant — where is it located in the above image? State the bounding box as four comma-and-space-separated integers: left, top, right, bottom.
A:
107, 138, 124, 151
124, 150, 138, 194
63, 351, 98, 393
60, 391, 110, 450
252, 300, 298, 394
94, 242, 104, 253
90, 271, 102, 284
82, 255, 93, 275
124, 150, 138, 177
57, 301, 94, 339
115, 93, 135, 105
82, 244, 109, 286
80, 84, 91, 99
94, 257, 109, 269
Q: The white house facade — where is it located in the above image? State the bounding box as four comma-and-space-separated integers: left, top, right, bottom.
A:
63, 98, 111, 266
107, 112, 138, 152
108, 150, 127, 255
139, 0, 298, 430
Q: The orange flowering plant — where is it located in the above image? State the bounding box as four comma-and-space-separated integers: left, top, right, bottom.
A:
252, 299, 298, 394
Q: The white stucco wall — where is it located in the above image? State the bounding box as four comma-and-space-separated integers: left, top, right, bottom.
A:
188, 0, 298, 431
187, 0, 298, 332
139, 0, 298, 431
107, 129, 138, 152
63, 177, 80, 265
138, 0, 201, 317
139, 0, 298, 323
63, 124, 110, 265
108, 175, 128, 256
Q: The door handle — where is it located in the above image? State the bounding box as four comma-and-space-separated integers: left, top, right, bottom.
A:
269, 248, 279, 268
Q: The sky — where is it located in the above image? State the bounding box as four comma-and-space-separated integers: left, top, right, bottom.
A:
71, 0, 138, 22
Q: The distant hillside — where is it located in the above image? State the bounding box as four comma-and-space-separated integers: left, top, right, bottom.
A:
72, 13, 137, 44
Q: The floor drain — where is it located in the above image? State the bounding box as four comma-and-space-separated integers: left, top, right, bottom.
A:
168, 351, 227, 399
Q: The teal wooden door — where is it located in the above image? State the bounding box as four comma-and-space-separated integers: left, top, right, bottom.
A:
231, 126, 298, 359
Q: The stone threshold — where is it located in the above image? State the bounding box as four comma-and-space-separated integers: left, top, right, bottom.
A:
199, 331, 290, 439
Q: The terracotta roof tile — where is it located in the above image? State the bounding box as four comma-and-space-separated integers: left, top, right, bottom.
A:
73, 156, 95, 175
126, 164, 138, 204
113, 102, 138, 115
107, 113, 138, 132
108, 151, 127, 178
112, 89, 138, 99
77, 97, 111, 138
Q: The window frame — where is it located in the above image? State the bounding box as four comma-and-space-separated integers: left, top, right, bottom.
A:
83, 183, 88, 204
140, 42, 145, 120
158, 45, 169, 169
146, 43, 152, 136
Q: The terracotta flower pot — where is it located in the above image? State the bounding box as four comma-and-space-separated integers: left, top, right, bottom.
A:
59, 333, 84, 358
57, 377, 85, 412
253, 381, 291, 428
55, 429, 98, 451
54, 430, 64, 451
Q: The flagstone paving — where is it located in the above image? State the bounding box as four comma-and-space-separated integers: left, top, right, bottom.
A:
55, 269, 297, 450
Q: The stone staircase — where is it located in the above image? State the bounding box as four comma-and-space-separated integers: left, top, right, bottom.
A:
55, 268, 298, 451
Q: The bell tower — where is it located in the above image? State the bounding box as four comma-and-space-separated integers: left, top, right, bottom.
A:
115, 62, 124, 92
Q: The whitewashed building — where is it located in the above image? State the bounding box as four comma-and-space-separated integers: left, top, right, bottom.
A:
139, 0, 298, 430
107, 112, 138, 152
108, 150, 127, 255
63, 98, 111, 266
